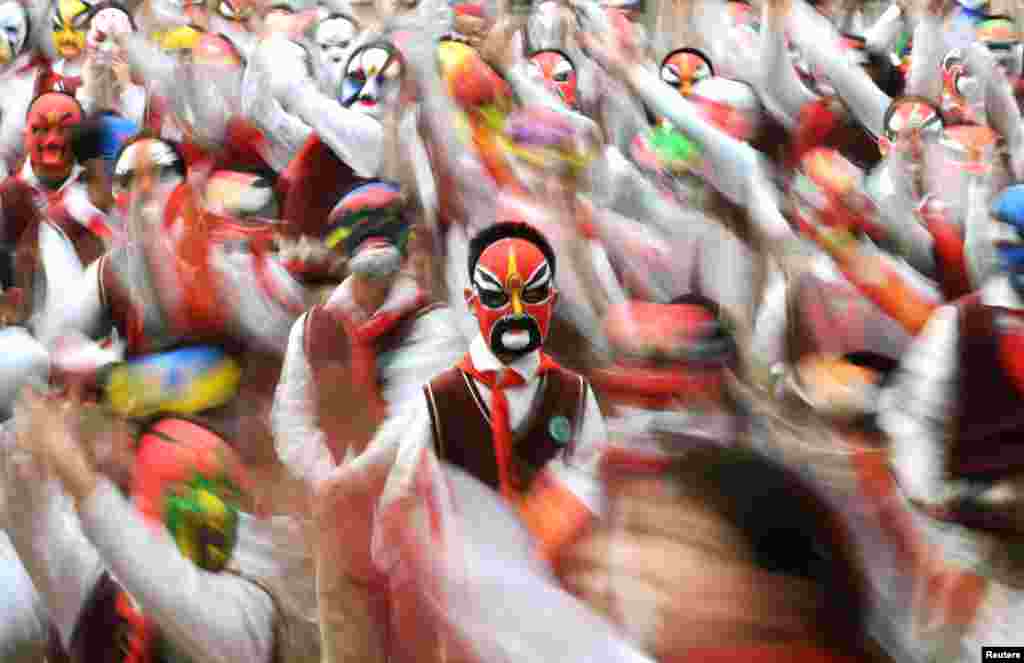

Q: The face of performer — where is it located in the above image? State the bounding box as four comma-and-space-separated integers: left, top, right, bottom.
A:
112, 138, 186, 218
0, 1, 28, 67
528, 50, 577, 109
315, 15, 356, 86
340, 42, 403, 120
52, 0, 90, 60
133, 432, 245, 573
977, 18, 1023, 81
85, 6, 133, 62
466, 237, 557, 359
660, 49, 712, 98
26, 93, 83, 183
880, 98, 943, 192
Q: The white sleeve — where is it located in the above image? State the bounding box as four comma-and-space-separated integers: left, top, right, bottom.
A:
790, 0, 891, 140
758, 2, 819, 130
864, 4, 906, 55
287, 81, 384, 178
33, 233, 103, 348
2, 431, 104, 649
751, 261, 790, 370
79, 480, 276, 663
626, 65, 795, 248
0, 532, 50, 663
878, 304, 961, 507
545, 385, 606, 518
120, 84, 148, 127
380, 307, 469, 407
905, 14, 945, 102
271, 314, 336, 487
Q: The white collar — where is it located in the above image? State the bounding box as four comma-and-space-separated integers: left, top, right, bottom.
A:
328, 273, 421, 322
468, 334, 541, 383
20, 159, 83, 193
982, 274, 1024, 310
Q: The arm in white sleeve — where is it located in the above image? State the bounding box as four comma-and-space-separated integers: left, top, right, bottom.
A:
35, 257, 106, 349
380, 306, 469, 407
624, 62, 794, 245
287, 80, 383, 178
905, 14, 946, 101
2, 438, 103, 649
271, 314, 336, 487
864, 4, 906, 56
122, 33, 178, 93
213, 249, 304, 356
759, 2, 819, 130
505, 62, 599, 136
751, 261, 790, 370
967, 44, 1024, 182
120, 84, 147, 127
964, 179, 1000, 290
79, 479, 276, 663
0, 74, 34, 169
790, 0, 890, 139
878, 304, 964, 507
873, 205, 937, 277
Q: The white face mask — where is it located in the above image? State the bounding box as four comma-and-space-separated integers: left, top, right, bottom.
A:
114, 139, 185, 226
349, 243, 401, 279
0, 1, 28, 67
315, 17, 356, 89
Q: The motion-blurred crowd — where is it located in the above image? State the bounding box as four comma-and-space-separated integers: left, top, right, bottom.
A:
0, 0, 1022, 659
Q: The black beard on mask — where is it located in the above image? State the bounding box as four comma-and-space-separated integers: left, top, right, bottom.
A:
488, 314, 543, 358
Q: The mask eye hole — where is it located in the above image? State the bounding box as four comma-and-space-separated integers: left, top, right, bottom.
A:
521, 284, 549, 304
479, 289, 509, 309
661, 64, 680, 85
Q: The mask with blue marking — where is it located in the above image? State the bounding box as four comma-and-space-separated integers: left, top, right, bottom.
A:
990, 184, 1024, 295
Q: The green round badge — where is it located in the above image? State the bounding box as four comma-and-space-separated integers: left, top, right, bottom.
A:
549, 416, 571, 445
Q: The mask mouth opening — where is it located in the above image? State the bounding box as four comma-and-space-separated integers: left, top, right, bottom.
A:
489, 315, 543, 357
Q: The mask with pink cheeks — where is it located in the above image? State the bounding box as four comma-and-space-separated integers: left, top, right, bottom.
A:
85, 5, 133, 64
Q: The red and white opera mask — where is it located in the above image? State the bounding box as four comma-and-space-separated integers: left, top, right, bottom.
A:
26, 92, 83, 182
467, 236, 557, 358
528, 49, 577, 109
660, 48, 713, 98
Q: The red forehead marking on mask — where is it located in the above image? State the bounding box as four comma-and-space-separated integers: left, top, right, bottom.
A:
477, 237, 548, 289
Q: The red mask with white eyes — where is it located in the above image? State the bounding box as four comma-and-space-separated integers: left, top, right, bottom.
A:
528, 49, 577, 109
26, 92, 83, 182
467, 236, 557, 358
660, 48, 713, 98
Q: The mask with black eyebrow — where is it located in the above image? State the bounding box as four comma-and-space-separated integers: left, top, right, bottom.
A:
469, 236, 555, 358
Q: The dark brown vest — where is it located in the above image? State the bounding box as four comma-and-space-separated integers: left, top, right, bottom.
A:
423, 365, 586, 494
950, 294, 1024, 481
302, 298, 443, 385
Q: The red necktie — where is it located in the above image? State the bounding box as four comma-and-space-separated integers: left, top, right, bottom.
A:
459, 353, 563, 500
344, 292, 429, 415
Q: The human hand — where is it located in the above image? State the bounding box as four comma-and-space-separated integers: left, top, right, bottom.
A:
577, 15, 638, 83
14, 387, 99, 504
477, 16, 522, 72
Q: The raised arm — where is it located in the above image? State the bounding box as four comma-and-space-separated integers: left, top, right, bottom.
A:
789, 0, 891, 140
758, 0, 819, 130
80, 480, 276, 663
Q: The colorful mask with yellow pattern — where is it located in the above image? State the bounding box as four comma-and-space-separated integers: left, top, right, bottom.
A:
164, 472, 242, 571
132, 419, 247, 572
52, 0, 90, 60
